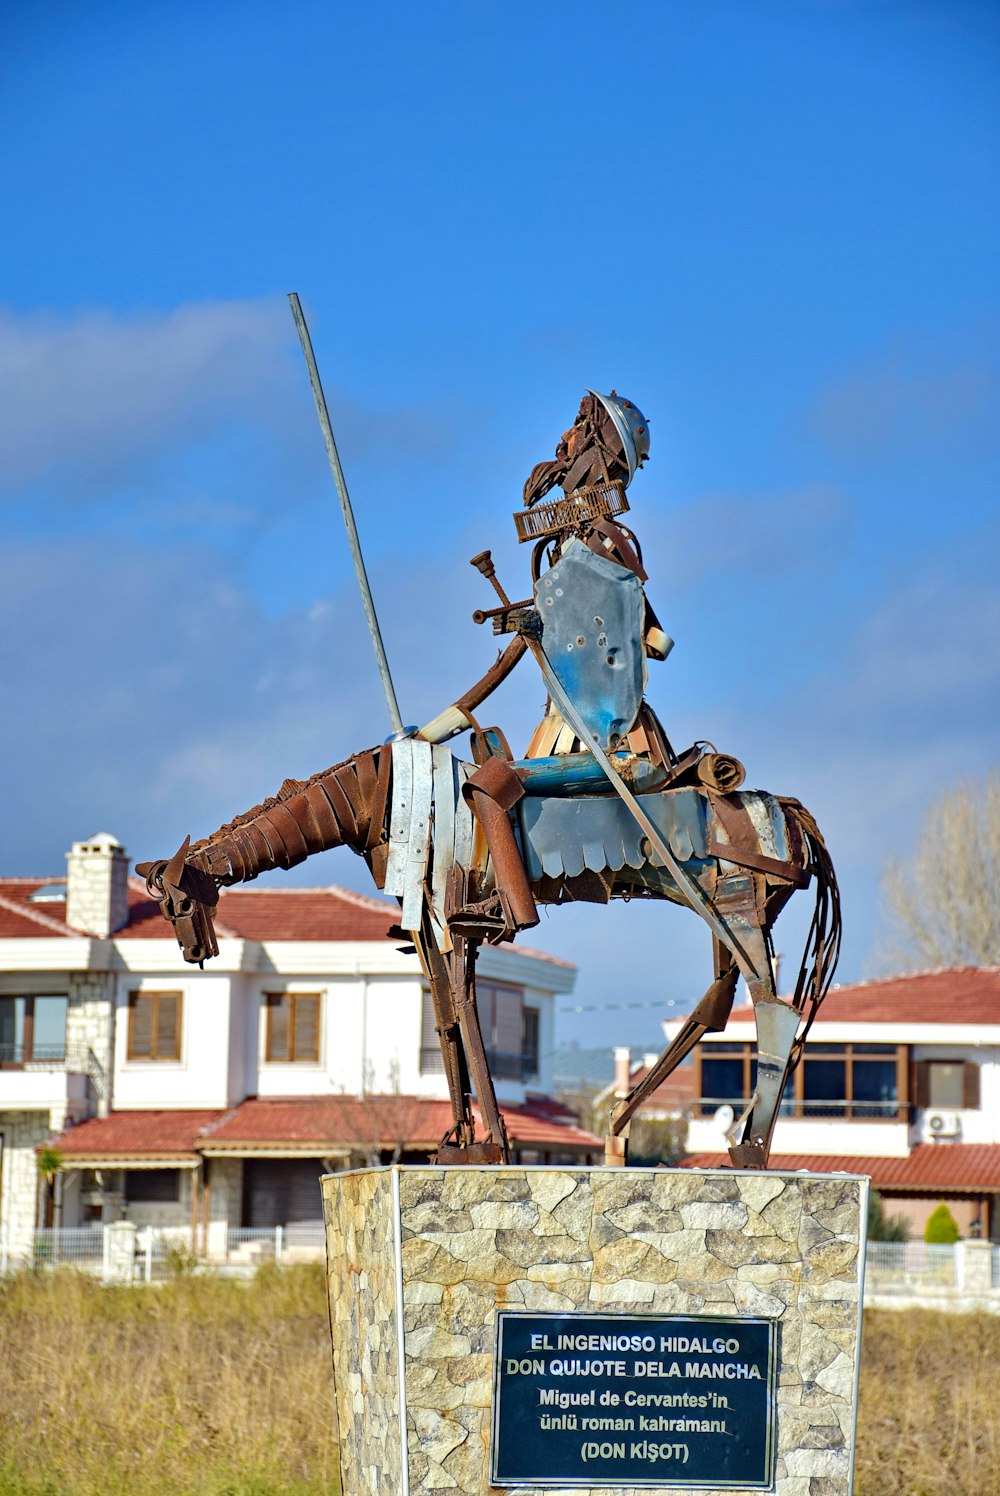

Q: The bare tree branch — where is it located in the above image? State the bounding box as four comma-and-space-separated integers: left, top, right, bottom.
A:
880, 772, 1000, 970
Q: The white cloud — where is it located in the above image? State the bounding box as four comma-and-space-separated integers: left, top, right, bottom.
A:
0, 299, 300, 492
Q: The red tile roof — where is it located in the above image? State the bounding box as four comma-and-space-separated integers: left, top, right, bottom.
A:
0, 876, 399, 943
51, 1110, 225, 1159
680, 1144, 1000, 1192
726, 967, 1000, 1027
49, 1097, 602, 1158
127, 882, 398, 943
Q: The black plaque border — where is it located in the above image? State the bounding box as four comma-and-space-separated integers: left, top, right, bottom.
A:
489, 1309, 779, 1490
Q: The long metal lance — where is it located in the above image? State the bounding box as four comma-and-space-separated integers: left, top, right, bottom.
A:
288, 292, 406, 737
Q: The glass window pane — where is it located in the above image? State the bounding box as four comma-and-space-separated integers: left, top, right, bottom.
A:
701, 1058, 744, 1103
0, 998, 24, 1053
802, 1058, 846, 1115
928, 1062, 964, 1108
32, 998, 67, 1059
852, 1060, 897, 1116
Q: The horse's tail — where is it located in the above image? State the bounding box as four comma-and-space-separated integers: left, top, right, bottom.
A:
780, 798, 842, 1057
136, 744, 392, 963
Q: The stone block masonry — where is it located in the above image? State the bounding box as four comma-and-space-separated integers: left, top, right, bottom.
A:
323, 1166, 868, 1496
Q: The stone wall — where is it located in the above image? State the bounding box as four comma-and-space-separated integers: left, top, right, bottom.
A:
325, 1166, 867, 1496
0, 1112, 48, 1257
66, 974, 114, 1117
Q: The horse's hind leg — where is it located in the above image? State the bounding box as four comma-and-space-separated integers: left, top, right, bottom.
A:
605, 940, 739, 1165
714, 875, 800, 1169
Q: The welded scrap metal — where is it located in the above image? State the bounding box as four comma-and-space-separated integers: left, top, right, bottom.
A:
517, 788, 710, 882
383, 738, 433, 930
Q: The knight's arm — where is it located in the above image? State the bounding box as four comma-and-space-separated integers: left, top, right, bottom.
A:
417, 636, 527, 743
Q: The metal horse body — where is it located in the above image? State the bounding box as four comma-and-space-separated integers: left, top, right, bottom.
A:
138, 732, 839, 1170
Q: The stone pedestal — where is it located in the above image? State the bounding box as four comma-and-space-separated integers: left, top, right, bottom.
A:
323, 1166, 868, 1496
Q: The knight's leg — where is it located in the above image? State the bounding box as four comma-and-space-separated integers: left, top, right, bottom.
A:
605, 940, 738, 1165
461, 757, 539, 935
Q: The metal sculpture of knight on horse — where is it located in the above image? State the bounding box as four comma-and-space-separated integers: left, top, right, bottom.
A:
138, 298, 841, 1172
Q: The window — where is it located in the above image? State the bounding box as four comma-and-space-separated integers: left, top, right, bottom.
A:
419, 986, 444, 1075
522, 1007, 540, 1078
419, 984, 533, 1080
125, 1169, 180, 1203
0, 996, 68, 1064
697, 1044, 754, 1114
265, 992, 321, 1062
478, 980, 526, 1080
916, 1059, 980, 1111
694, 1040, 906, 1119
127, 991, 182, 1062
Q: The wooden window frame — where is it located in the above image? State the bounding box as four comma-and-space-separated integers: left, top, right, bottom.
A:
693, 1041, 908, 1120
264, 991, 322, 1064
127, 991, 182, 1063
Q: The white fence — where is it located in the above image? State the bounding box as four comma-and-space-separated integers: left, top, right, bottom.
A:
5, 1228, 1000, 1302
2, 1223, 327, 1281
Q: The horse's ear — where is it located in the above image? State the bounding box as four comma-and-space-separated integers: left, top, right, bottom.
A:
163, 836, 191, 886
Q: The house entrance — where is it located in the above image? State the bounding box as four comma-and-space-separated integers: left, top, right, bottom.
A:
241, 1157, 327, 1229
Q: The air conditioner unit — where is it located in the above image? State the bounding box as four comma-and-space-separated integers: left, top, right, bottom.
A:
925, 1111, 961, 1138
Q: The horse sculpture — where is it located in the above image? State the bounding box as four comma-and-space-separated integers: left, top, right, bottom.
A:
137, 734, 839, 1171
137, 383, 841, 1171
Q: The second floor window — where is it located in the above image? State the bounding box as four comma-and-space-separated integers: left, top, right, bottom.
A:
265, 992, 321, 1062
695, 1040, 906, 1119
0, 995, 67, 1064
127, 991, 181, 1062
419, 984, 534, 1080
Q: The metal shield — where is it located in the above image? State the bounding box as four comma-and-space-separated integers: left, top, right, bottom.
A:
534, 538, 646, 749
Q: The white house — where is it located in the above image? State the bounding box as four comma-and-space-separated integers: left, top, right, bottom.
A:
675, 967, 1000, 1238
0, 833, 599, 1262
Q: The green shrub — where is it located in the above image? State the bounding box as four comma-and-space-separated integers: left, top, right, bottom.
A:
924, 1202, 960, 1244
867, 1190, 909, 1242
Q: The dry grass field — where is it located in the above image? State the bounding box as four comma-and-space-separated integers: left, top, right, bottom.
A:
1, 1267, 998, 1495
0, 1265, 339, 1496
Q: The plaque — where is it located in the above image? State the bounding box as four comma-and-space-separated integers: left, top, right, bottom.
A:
491, 1311, 778, 1489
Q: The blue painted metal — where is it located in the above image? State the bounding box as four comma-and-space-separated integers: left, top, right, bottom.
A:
516, 752, 667, 797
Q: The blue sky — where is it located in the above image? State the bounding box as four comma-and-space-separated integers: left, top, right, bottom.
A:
2, 0, 997, 1049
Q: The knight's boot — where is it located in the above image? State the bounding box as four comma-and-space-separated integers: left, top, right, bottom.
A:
460, 757, 538, 937
727, 999, 801, 1169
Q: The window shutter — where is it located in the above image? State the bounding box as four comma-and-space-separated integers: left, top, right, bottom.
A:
129, 993, 153, 1059
522, 1007, 540, 1074
157, 994, 180, 1060
962, 1062, 981, 1111
267, 995, 290, 1061
293, 994, 320, 1062
914, 1060, 930, 1109
477, 984, 496, 1049
421, 988, 438, 1048
494, 987, 524, 1058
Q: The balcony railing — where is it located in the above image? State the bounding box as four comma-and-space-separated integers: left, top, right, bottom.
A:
0, 1043, 107, 1097
695, 1096, 906, 1121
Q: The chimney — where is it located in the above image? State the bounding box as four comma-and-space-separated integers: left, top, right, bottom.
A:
66, 833, 130, 937
613, 1046, 632, 1096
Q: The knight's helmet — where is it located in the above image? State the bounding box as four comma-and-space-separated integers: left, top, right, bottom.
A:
585, 390, 650, 487
515, 389, 650, 544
